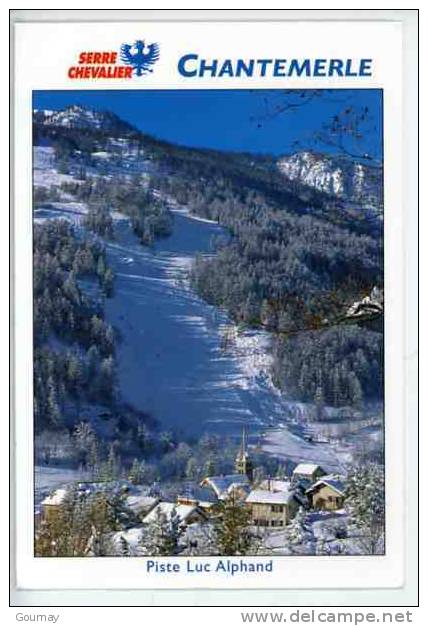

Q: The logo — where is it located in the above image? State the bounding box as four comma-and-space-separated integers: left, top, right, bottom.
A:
67, 39, 160, 80
120, 40, 160, 76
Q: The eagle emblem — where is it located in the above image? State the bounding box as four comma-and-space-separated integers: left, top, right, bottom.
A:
120, 40, 160, 76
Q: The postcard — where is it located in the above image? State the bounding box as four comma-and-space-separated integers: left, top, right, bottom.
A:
10, 10, 418, 607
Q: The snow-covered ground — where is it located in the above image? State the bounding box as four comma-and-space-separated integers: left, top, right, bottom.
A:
261, 509, 358, 555
33, 201, 89, 225
33, 147, 378, 474
104, 212, 264, 437
99, 207, 345, 471
34, 466, 90, 505
33, 192, 347, 472
33, 146, 80, 188
261, 428, 346, 470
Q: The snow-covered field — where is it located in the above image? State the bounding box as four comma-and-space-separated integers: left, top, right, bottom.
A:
34, 466, 90, 505
33, 146, 79, 188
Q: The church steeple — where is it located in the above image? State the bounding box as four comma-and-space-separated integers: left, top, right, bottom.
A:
235, 426, 253, 482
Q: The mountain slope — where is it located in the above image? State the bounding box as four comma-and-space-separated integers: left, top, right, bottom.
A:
33, 104, 384, 420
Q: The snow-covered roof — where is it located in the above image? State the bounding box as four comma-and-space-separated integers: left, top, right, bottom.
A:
201, 474, 250, 498
246, 489, 295, 505
258, 479, 292, 493
306, 476, 346, 496
125, 494, 159, 515
224, 482, 251, 497
112, 526, 145, 551
142, 502, 203, 525
293, 463, 324, 476
197, 501, 216, 509
42, 488, 68, 506
187, 485, 218, 504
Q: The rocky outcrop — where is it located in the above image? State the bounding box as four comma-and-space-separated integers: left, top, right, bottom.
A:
277, 151, 382, 211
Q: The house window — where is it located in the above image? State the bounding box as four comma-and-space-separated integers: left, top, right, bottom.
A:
271, 504, 284, 513
270, 519, 284, 528
328, 496, 333, 502
256, 519, 269, 527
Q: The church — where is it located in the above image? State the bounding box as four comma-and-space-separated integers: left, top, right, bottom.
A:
199, 428, 253, 502
200, 428, 301, 526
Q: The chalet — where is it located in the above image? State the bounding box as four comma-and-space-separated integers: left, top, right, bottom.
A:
306, 476, 346, 511
292, 463, 326, 487
176, 494, 216, 514
257, 478, 310, 509
142, 501, 207, 528
246, 486, 299, 527
41, 488, 68, 521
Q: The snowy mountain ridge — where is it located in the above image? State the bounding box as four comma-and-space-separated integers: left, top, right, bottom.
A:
33, 104, 135, 134
277, 151, 382, 210
34, 105, 383, 216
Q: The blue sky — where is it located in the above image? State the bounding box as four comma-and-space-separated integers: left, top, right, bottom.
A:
33, 89, 382, 158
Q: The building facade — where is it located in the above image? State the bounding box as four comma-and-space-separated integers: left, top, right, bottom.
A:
306, 478, 345, 510
246, 488, 299, 527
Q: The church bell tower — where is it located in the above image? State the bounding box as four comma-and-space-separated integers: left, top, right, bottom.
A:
235, 426, 253, 482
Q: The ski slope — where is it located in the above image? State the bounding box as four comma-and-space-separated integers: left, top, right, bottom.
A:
103, 209, 344, 471
33, 138, 347, 473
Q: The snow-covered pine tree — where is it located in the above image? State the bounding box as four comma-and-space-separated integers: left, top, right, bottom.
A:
314, 384, 325, 421
72, 421, 96, 468
185, 456, 198, 480
183, 523, 218, 556
128, 458, 144, 485
284, 507, 315, 555
88, 439, 100, 479
46, 375, 61, 427
204, 457, 216, 477
118, 535, 131, 556
345, 463, 385, 554
139, 506, 183, 556
100, 443, 119, 481
213, 495, 259, 556
103, 267, 115, 297
315, 536, 330, 555
35, 487, 92, 557
348, 372, 363, 409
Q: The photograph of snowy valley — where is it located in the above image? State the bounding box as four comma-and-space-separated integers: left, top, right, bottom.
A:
33, 89, 384, 558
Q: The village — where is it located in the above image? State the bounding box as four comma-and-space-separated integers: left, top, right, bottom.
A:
36, 429, 360, 557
